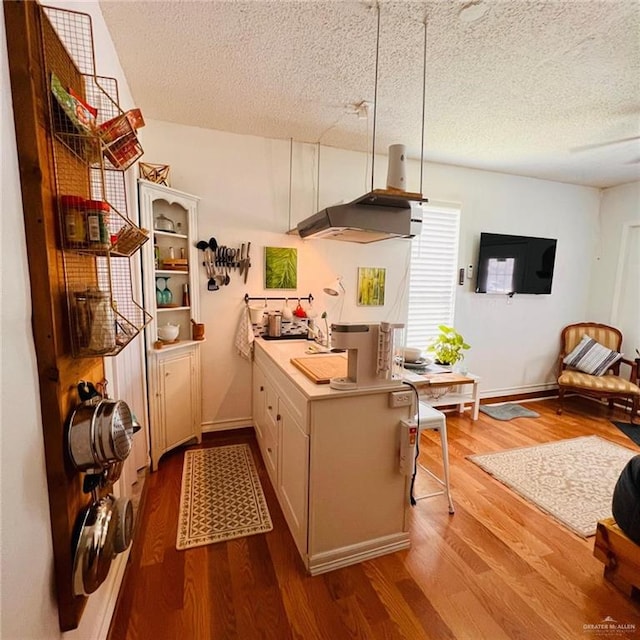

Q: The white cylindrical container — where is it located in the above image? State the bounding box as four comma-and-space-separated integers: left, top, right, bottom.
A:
249, 305, 264, 325
386, 144, 407, 190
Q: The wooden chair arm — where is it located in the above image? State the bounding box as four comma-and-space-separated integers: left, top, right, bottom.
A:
619, 357, 639, 382
557, 354, 567, 377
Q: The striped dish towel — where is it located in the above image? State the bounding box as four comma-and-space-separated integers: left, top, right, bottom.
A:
235, 306, 254, 360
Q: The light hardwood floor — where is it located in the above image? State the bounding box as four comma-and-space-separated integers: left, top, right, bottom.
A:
109, 398, 640, 639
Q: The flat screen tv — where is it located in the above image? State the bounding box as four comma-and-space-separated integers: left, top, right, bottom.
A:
475, 232, 557, 295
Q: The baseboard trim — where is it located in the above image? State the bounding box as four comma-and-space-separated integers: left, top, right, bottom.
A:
480, 387, 559, 405
95, 549, 130, 639
307, 533, 411, 576
202, 417, 252, 432
106, 467, 151, 639
480, 382, 558, 398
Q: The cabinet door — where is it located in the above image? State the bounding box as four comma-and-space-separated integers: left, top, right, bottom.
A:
252, 363, 266, 441
278, 400, 309, 554
160, 351, 196, 448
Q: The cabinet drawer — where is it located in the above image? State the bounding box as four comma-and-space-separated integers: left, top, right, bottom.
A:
255, 346, 309, 433
262, 417, 278, 483
265, 382, 278, 425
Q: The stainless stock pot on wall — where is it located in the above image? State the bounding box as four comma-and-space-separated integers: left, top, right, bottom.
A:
68, 397, 135, 473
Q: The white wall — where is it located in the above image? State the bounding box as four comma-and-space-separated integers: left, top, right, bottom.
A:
1, 2, 144, 638
1, 9, 60, 637
430, 164, 601, 395
140, 119, 601, 426
1, 1, 627, 633
587, 181, 640, 356
138, 122, 414, 428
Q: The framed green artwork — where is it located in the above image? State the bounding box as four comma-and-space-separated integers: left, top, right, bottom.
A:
265, 247, 298, 289
357, 267, 386, 306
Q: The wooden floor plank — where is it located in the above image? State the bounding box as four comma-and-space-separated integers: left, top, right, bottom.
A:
109, 401, 640, 640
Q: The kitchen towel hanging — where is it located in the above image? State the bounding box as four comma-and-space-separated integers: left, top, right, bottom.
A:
235, 305, 254, 360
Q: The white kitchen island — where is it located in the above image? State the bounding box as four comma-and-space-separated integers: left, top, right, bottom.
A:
252, 338, 414, 575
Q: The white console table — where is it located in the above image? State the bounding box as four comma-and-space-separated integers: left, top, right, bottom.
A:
403, 372, 480, 420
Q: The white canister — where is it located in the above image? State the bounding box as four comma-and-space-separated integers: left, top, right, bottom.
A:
386, 143, 407, 190
248, 305, 264, 325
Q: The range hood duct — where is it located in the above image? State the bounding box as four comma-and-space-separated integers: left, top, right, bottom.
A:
297, 191, 424, 244
296, 7, 430, 244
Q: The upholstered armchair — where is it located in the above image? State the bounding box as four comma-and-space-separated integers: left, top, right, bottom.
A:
557, 322, 639, 423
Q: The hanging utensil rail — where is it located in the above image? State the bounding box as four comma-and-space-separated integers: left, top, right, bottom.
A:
244, 293, 314, 304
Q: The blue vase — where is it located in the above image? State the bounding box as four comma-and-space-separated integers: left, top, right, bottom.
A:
156, 277, 172, 306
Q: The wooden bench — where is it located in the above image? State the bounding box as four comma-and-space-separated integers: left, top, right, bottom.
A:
594, 517, 640, 600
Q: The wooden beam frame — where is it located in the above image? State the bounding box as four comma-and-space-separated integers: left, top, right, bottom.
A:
4, 1, 104, 630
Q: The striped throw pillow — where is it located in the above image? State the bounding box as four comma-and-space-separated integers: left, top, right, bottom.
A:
563, 334, 622, 376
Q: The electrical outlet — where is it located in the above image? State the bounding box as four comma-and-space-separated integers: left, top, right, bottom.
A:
389, 390, 413, 408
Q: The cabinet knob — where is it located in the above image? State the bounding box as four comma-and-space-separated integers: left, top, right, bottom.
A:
165, 372, 170, 377
277, 414, 281, 421
268, 405, 273, 410
260, 386, 264, 391
267, 447, 272, 453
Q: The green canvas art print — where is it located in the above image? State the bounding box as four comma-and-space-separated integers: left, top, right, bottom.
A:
357, 267, 386, 306
265, 247, 297, 289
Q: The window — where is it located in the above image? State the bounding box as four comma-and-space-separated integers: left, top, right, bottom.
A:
485, 257, 515, 294
406, 203, 461, 350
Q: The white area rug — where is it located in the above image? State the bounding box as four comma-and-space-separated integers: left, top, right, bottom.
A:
468, 436, 636, 537
177, 444, 272, 550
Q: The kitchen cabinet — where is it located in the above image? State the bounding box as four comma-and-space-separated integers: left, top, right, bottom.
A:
253, 359, 309, 556
278, 400, 309, 552
138, 181, 203, 469
252, 365, 266, 442
158, 348, 201, 458
253, 342, 410, 574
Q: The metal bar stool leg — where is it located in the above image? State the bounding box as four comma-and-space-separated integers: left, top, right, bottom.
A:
414, 402, 455, 514
438, 421, 455, 514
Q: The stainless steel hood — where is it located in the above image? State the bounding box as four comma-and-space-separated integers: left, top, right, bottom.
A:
296, 190, 424, 244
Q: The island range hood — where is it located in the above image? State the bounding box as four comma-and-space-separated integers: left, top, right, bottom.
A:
296, 189, 424, 244
296, 7, 429, 245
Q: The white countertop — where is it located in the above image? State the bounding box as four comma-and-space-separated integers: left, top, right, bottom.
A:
254, 338, 406, 400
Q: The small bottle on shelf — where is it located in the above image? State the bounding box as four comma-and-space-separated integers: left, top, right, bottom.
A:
182, 283, 190, 307
85, 200, 110, 249
61, 195, 86, 247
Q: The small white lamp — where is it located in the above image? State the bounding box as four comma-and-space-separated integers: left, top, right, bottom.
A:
323, 276, 345, 297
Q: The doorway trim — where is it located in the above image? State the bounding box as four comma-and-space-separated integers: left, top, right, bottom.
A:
610, 221, 640, 326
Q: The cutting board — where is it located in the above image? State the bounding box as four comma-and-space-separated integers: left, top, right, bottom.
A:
290, 355, 348, 384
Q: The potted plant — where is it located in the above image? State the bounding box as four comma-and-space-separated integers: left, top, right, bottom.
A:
427, 325, 470, 366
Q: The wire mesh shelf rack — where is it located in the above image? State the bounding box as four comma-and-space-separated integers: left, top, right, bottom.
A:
42, 5, 150, 358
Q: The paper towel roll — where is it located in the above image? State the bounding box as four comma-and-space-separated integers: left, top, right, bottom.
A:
386, 144, 407, 190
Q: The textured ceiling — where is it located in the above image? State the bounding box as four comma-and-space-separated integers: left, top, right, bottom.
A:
99, 0, 640, 188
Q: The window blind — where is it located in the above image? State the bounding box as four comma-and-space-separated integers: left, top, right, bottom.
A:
406, 204, 461, 350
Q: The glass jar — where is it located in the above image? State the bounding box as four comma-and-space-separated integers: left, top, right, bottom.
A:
85, 200, 110, 249
73, 290, 90, 348
86, 288, 116, 353
61, 195, 86, 247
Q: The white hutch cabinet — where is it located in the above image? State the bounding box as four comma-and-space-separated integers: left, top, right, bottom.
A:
138, 180, 202, 470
